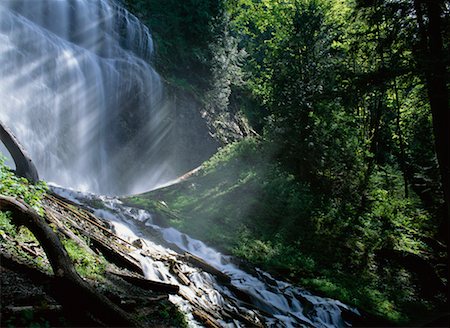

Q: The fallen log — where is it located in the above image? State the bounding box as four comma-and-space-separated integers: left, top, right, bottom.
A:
192, 309, 222, 328
184, 253, 231, 283
45, 208, 97, 256
0, 121, 39, 183
91, 237, 143, 275
48, 194, 137, 250
46, 192, 93, 213
109, 271, 179, 294
169, 262, 191, 286
4, 305, 63, 313
178, 288, 223, 321
0, 195, 138, 327
44, 200, 143, 274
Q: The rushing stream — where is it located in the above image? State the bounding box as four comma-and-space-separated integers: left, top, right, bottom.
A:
53, 185, 359, 328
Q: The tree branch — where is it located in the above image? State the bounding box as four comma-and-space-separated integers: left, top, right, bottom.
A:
0, 195, 138, 327
0, 121, 39, 183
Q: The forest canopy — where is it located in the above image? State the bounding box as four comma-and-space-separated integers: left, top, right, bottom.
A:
123, 0, 449, 324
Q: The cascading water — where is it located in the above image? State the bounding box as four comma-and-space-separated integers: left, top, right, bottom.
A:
0, 0, 173, 195
54, 185, 360, 328
1, 1, 361, 326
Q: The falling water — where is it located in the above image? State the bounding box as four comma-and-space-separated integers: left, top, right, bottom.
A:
0, 0, 173, 195
1, 2, 361, 326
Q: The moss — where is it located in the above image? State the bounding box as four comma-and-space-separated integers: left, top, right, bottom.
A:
62, 238, 107, 281
136, 300, 188, 328
0, 157, 48, 216
0, 211, 51, 273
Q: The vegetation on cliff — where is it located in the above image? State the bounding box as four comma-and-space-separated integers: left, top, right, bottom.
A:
128, 138, 446, 324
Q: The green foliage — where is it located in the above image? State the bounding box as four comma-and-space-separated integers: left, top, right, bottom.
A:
363, 167, 431, 253
0, 210, 15, 236
136, 300, 188, 328
128, 0, 447, 324
62, 238, 106, 280
131, 136, 443, 324
0, 211, 51, 273
0, 157, 48, 216
124, 0, 225, 90
0, 159, 51, 271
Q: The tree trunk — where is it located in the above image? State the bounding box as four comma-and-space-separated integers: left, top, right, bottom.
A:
0, 195, 138, 327
413, 0, 450, 304
424, 0, 449, 211
0, 121, 39, 183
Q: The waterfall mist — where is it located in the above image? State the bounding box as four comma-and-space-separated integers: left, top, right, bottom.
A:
0, 0, 178, 195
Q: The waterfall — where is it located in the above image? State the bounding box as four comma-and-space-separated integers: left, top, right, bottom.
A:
0, 0, 173, 195
0, 3, 362, 325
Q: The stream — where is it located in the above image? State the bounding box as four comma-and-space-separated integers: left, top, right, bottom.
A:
1, 0, 360, 324
52, 185, 359, 328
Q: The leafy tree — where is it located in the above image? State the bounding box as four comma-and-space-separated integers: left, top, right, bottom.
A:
124, 0, 225, 89
124, 0, 449, 321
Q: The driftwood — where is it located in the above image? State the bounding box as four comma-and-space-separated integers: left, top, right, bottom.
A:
192, 309, 222, 328
0, 121, 39, 183
169, 262, 191, 286
91, 237, 143, 274
44, 197, 143, 274
46, 193, 137, 250
45, 209, 97, 256
184, 253, 231, 283
0, 195, 138, 327
109, 271, 179, 294
4, 305, 63, 313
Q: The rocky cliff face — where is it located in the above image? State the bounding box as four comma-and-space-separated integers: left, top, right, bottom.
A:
165, 88, 219, 175
165, 85, 255, 178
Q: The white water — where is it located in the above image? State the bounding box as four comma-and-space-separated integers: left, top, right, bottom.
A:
0, 0, 174, 195
53, 186, 359, 328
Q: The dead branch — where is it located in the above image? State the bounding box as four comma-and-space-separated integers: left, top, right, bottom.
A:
0, 121, 39, 183
0, 195, 138, 327
184, 253, 231, 283
109, 271, 179, 294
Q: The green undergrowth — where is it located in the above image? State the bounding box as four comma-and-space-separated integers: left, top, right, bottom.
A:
0, 211, 51, 273
127, 137, 444, 325
0, 159, 107, 280
0, 157, 48, 215
62, 238, 107, 281
0, 158, 51, 272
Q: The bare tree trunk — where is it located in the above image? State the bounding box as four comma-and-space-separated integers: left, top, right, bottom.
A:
0, 195, 138, 327
0, 121, 39, 183
414, 0, 450, 305
393, 78, 409, 198
425, 0, 449, 213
